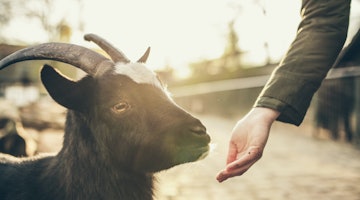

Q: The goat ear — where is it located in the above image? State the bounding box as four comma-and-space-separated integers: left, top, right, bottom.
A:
41, 64, 90, 111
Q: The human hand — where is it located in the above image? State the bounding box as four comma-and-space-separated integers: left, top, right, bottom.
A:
216, 107, 280, 182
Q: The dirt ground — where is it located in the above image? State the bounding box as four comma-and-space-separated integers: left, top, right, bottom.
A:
154, 115, 360, 200
34, 114, 360, 200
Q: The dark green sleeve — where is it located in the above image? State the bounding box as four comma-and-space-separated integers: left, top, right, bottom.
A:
254, 0, 351, 126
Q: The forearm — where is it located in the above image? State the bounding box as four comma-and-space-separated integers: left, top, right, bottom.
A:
255, 0, 351, 125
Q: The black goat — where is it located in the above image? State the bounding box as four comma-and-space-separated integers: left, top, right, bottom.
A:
0, 100, 36, 157
0, 117, 27, 157
0, 34, 211, 200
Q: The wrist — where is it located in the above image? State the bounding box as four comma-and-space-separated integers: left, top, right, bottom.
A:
249, 107, 280, 123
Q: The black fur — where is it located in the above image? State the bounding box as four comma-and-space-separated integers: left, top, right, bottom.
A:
0, 64, 210, 200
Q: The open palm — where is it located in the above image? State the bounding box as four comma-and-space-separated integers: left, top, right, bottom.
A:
216, 108, 279, 182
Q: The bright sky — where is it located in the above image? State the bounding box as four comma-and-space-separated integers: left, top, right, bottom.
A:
78, 0, 301, 71
3, 0, 359, 77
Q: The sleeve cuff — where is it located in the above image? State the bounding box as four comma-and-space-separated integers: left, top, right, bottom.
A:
254, 96, 304, 126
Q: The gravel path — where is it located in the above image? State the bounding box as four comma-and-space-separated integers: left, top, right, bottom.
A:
155, 115, 360, 200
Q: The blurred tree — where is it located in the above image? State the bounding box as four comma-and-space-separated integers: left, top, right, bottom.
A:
0, 0, 83, 42
223, 20, 240, 58
185, 18, 245, 84
227, 0, 272, 65
0, 0, 83, 83
0, 0, 12, 27
57, 20, 72, 43
221, 19, 244, 71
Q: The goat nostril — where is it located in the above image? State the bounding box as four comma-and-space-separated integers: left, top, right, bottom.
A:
190, 126, 206, 135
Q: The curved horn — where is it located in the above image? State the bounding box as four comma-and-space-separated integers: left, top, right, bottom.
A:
137, 47, 151, 63
0, 43, 114, 76
84, 33, 130, 63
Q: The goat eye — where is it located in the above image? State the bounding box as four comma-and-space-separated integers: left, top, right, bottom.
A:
112, 102, 130, 113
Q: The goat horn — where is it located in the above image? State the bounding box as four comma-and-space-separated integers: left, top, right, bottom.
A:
84, 33, 130, 63
137, 47, 151, 63
0, 43, 114, 76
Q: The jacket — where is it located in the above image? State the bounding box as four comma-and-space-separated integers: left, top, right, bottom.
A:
255, 0, 351, 125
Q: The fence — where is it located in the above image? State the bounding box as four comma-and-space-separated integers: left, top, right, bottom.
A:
169, 66, 360, 146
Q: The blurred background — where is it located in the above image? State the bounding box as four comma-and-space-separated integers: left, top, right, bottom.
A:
1, 0, 360, 199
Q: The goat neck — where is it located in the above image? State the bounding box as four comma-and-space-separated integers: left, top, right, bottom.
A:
56, 111, 154, 200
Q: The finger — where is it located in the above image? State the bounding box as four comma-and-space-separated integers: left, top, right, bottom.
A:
226, 153, 255, 171
227, 146, 262, 171
217, 149, 261, 182
226, 158, 252, 171
226, 142, 239, 165
216, 162, 253, 183
216, 170, 229, 183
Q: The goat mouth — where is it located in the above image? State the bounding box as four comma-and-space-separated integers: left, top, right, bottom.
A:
196, 146, 210, 160
180, 144, 210, 163
185, 134, 211, 161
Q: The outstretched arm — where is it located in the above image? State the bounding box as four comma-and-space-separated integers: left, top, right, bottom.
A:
216, 0, 350, 183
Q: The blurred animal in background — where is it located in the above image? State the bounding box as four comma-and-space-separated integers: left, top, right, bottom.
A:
0, 34, 210, 200
0, 100, 36, 157
313, 78, 354, 142
313, 30, 360, 143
